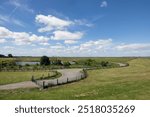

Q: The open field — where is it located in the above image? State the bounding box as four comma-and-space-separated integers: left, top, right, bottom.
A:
0, 58, 150, 99
1, 57, 136, 63
0, 71, 55, 85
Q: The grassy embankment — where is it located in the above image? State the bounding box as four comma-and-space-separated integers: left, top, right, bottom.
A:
0, 58, 150, 99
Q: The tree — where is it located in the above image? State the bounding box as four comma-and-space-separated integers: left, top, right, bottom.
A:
101, 61, 109, 67
53, 59, 62, 65
8, 54, 13, 58
0, 54, 6, 58
85, 59, 96, 66
40, 56, 50, 66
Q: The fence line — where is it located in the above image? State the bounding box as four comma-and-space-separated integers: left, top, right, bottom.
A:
31, 69, 87, 89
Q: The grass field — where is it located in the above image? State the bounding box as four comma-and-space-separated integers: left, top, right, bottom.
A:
0, 71, 55, 85
0, 58, 150, 100
1, 57, 136, 63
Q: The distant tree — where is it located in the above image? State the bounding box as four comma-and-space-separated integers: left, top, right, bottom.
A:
0, 54, 6, 58
40, 56, 50, 66
8, 54, 13, 58
85, 59, 96, 66
53, 59, 62, 65
25, 64, 30, 66
101, 61, 109, 67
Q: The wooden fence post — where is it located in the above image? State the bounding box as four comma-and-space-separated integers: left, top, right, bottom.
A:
43, 81, 45, 89
31, 75, 34, 81
67, 78, 69, 83
57, 79, 59, 85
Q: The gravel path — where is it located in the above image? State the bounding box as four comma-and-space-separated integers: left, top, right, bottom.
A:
0, 69, 82, 90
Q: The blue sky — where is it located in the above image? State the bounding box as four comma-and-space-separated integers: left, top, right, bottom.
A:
0, 0, 150, 56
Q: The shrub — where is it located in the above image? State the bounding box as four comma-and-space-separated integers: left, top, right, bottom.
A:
8, 54, 13, 58
40, 56, 50, 66
63, 62, 70, 67
101, 61, 109, 67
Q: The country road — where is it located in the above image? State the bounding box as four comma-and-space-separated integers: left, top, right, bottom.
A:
0, 69, 82, 90
38, 69, 83, 86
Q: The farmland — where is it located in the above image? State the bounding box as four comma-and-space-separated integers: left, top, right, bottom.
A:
0, 57, 150, 100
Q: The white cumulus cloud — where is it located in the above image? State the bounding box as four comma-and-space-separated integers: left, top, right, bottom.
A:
64, 40, 78, 44
0, 39, 7, 43
36, 14, 73, 32
51, 30, 83, 40
0, 26, 49, 45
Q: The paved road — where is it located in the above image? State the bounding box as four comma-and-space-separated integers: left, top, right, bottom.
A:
0, 81, 38, 90
0, 69, 82, 90
116, 63, 128, 67
38, 69, 83, 86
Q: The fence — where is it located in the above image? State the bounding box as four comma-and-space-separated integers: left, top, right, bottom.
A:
31, 69, 87, 89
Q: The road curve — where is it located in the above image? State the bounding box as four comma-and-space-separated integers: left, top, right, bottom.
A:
0, 69, 82, 90
38, 69, 83, 86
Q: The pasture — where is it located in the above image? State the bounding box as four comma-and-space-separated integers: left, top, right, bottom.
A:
0, 71, 56, 85
0, 58, 150, 99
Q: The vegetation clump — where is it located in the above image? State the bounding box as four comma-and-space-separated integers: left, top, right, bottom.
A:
40, 56, 50, 66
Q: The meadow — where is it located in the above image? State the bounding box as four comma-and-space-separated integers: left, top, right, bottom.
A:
0, 57, 150, 100
0, 71, 56, 85
10, 56, 136, 63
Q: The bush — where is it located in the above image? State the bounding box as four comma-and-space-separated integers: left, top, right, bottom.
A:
84, 59, 96, 66
40, 56, 50, 66
63, 62, 70, 67
53, 59, 62, 65
101, 61, 109, 67
8, 54, 13, 58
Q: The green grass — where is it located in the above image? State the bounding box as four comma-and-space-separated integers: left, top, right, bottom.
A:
0, 58, 150, 100
0, 71, 55, 85
0, 58, 15, 63
1, 57, 136, 63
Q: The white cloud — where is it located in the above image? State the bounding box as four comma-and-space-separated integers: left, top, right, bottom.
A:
1, 35, 150, 56
0, 39, 7, 43
36, 14, 73, 32
39, 42, 50, 46
50, 45, 64, 49
116, 43, 150, 51
100, 1, 108, 8
0, 27, 12, 38
3, 46, 14, 49
43, 39, 112, 56
35, 14, 88, 44
51, 30, 83, 40
0, 26, 49, 45
79, 39, 112, 50
64, 40, 78, 44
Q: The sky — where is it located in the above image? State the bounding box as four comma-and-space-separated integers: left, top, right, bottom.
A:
0, 0, 150, 57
